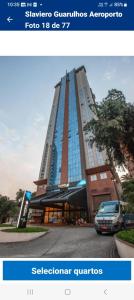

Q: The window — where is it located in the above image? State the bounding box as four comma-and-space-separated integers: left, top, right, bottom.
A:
49, 76, 66, 185
68, 70, 82, 183
90, 174, 97, 181
100, 172, 107, 179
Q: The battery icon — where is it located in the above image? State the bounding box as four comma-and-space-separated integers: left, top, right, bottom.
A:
33, 2, 38, 7
21, 2, 26, 7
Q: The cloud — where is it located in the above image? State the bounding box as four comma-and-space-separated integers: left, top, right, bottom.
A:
103, 68, 116, 81
33, 113, 45, 127
121, 57, 131, 64
0, 113, 47, 199
0, 121, 20, 145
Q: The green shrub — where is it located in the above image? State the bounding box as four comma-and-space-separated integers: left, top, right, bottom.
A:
116, 229, 134, 244
2, 227, 48, 233
0, 224, 14, 227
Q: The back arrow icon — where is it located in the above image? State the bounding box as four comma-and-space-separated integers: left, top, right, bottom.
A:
104, 289, 108, 295
7, 17, 13, 23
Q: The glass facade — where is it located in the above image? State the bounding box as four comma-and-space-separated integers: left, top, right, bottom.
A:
49, 68, 104, 186
49, 77, 66, 185
68, 70, 82, 183
87, 142, 105, 168
95, 148, 105, 165
87, 142, 96, 168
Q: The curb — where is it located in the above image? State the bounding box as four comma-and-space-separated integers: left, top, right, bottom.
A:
0, 231, 49, 244
115, 235, 134, 258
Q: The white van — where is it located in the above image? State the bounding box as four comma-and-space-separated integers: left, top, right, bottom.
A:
95, 200, 126, 234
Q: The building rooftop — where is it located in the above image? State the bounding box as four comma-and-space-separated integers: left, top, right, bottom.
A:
55, 65, 86, 88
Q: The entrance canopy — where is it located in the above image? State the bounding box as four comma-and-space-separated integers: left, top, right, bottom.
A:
30, 187, 87, 210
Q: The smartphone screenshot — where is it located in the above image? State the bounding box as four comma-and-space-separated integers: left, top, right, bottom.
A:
0, 1, 134, 299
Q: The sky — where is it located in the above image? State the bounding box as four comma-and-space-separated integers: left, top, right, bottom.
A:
0, 56, 134, 199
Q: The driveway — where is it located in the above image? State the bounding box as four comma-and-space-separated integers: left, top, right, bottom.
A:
0, 226, 119, 258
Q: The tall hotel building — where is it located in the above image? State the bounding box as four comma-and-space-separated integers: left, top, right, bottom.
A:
30, 66, 118, 224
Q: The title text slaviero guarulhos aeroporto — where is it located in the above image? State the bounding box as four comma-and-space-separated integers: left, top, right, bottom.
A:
25, 11, 123, 19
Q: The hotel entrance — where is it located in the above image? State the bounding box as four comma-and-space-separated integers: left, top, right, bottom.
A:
44, 205, 88, 225
30, 186, 88, 225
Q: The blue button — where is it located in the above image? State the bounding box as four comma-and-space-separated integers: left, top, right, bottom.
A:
3, 261, 131, 281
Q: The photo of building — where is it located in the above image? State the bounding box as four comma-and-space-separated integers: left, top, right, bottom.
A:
30, 66, 118, 224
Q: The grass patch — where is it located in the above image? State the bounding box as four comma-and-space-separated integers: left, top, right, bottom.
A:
2, 226, 48, 233
0, 224, 14, 227
116, 229, 134, 245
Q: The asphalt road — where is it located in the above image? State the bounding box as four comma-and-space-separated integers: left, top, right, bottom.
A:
0, 227, 119, 258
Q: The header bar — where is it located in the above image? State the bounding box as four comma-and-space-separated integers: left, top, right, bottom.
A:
0, 1, 133, 31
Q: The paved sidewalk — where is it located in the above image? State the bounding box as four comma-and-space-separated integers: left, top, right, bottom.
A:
0, 227, 47, 243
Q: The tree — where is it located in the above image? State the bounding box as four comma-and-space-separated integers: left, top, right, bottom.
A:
0, 195, 19, 224
121, 174, 132, 181
122, 179, 134, 212
16, 189, 25, 203
84, 89, 134, 177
